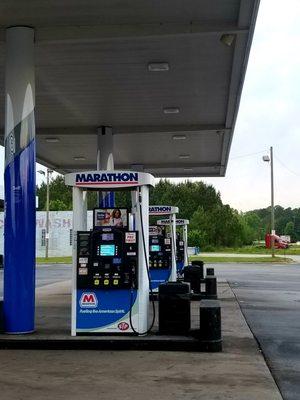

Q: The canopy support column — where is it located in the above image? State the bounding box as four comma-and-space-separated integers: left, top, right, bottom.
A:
170, 213, 177, 281
4, 26, 36, 334
97, 126, 115, 207
183, 224, 189, 267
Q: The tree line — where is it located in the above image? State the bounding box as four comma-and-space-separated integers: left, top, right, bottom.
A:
37, 176, 299, 249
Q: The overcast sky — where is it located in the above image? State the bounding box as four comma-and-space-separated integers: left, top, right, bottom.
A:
1, 0, 300, 212
200, 0, 300, 211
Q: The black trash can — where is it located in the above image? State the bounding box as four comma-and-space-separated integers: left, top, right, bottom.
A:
159, 282, 190, 335
183, 263, 204, 293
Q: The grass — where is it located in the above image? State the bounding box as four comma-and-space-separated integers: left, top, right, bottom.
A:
201, 245, 300, 255
36, 252, 295, 265
36, 257, 72, 264
190, 255, 293, 263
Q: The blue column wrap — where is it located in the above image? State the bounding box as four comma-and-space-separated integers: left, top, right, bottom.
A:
4, 125, 36, 333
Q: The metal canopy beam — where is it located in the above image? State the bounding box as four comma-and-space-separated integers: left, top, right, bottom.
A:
0, 23, 249, 44
27, 125, 229, 136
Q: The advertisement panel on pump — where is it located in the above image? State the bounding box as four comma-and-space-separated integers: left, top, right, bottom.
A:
94, 208, 128, 228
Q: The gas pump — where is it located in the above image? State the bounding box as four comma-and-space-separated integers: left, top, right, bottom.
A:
148, 206, 178, 292
149, 225, 172, 273
176, 233, 185, 272
157, 218, 189, 274
65, 170, 155, 335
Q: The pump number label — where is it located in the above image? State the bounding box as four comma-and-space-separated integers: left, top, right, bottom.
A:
125, 232, 136, 243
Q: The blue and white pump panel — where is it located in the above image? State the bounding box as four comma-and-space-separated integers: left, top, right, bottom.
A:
157, 218, 189, 274
65, 170, 154, 335
148, 206, 178, 292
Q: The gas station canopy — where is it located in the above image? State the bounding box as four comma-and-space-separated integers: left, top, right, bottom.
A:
0, 0, 259, 177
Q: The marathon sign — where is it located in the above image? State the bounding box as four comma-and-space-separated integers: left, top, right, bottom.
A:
149, 205, 179, 216
65, 170, 155, 189
157, 218, 189, 226
76, 172, 138, 185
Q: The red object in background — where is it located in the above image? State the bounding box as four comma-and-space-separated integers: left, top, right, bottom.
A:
265, 234, 289, 249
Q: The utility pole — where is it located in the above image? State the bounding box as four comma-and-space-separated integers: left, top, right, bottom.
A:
270, 146, 275, 258
45, 168, 53, 259
263, 147, 275, 258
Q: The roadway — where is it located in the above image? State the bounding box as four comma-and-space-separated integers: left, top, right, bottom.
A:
213, 262, 300, 400
0, 264, 72, 298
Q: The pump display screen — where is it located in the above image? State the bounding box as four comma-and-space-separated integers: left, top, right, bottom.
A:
99, 244, 116, 256
151, 245, 160, 252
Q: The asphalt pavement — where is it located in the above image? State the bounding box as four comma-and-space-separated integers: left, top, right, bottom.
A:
212, 262, 300, 400
0, 264, 72, 298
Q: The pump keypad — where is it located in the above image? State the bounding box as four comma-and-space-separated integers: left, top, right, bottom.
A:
149, 234, 172, 270
77, 229, 138, 289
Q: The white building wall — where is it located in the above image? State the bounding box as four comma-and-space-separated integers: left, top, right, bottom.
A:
0, 211, 93, 257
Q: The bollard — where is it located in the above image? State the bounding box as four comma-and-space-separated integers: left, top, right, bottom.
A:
204, 275, 217, 299
199, 299, 222, 351
206, 267, 215, 276
159, 282, 191, 335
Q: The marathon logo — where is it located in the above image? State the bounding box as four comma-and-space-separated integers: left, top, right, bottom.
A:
149, 206, 172, 214
75, 172, 138, 186
160, 219, 185, 224
79, 292, 98, 308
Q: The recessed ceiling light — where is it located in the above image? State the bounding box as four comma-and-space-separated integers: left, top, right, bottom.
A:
74, 156, 86, 161
172, 135, 186, 140
45, 137, 60, 143
220, 34, 235, 47
179, 154, 190, 159
163, 107, 180, 114
184, 168, 193, 171
148, 62, 170, 72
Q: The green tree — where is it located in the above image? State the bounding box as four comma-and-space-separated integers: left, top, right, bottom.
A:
150, 179, 221, 219
284, 221, 295, 241
37, 175, 72, 210
239, 212, 264, 243
49, 199, 69, 211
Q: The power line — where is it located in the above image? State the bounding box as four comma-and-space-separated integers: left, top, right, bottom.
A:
275, 155, 300, 177
230, 150, 267, 160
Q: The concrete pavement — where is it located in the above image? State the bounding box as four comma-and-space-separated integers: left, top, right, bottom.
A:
0, 276, 282, 400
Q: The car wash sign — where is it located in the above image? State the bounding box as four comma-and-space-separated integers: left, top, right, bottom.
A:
65, 170, 155, 189
149, 205, 179, 216
157, 218, 189, 226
